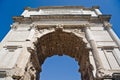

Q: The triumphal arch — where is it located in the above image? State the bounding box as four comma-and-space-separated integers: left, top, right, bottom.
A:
0, 6, 120, 80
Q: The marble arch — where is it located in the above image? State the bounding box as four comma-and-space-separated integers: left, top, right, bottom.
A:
33, 28, 92, 80
0, 6, 120, 80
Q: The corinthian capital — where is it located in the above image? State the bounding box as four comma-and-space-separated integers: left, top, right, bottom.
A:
103, 21, 112, 28
11, 22, 19, 29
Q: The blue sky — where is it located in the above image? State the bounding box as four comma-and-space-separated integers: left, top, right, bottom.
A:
0, 0, 120, 80
0, 0, 120, 41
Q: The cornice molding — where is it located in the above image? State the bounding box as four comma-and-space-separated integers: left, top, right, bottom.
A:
98, 15, 111, 22
12, 15, 111, 23
24, 6, 100, 11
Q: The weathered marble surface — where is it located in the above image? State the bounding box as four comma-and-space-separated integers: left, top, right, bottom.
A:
0, 6, 120, 80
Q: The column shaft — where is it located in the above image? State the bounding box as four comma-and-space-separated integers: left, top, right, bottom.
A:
85, 27, 104, 70
106, 27, 120, 49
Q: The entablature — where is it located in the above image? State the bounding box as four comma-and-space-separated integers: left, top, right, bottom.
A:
36, 24, 86, 30
13, 15, 111, 23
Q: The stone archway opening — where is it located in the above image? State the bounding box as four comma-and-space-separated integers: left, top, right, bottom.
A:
35, 29, 91, 80
40, 55, 81, 80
